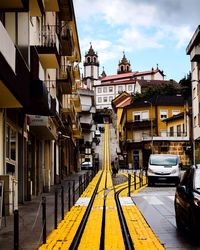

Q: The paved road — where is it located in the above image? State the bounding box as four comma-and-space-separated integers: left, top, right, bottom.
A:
132, 185, 200, 250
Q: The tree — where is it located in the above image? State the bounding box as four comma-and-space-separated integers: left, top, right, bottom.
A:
179, 72, 192, 99
132, 83, 180, 101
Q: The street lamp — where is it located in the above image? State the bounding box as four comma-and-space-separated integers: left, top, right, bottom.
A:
144, 101, 153, 153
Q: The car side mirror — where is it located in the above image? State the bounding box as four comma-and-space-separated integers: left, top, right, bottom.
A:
179, 162, 183, 169
177, 185, 186, 194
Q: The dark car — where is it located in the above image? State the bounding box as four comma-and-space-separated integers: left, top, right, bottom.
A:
174, 164, 200, 234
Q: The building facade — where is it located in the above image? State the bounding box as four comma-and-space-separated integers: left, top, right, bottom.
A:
0, 0, 81, 214
186, 25, 200, 164
117, 95, 190, 169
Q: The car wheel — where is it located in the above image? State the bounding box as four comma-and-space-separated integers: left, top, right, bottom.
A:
147, 177, 154, 187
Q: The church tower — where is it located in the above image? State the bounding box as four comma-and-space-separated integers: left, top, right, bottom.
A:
83, 43, 99, 89
117, 52, 132, 74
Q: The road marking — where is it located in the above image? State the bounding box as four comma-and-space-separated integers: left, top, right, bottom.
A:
119, 197, 135, 206
143, 196, 164, 205
75, 197, 91, 206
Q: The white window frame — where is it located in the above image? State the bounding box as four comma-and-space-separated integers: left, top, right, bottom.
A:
109, 86, 113, 92
103, 86, 107, 93
160, 110, 168, 120
98, 97, 102, 103
103, 96, 108, 102
97, 87, 102, 93
128, 85, 132, 91
109, 96, 113, 102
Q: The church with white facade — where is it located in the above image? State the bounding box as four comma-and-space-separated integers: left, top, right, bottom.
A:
83, 44, 166, 110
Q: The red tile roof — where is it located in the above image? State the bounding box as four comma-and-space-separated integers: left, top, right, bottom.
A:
101, 69, 164, 83
116, 97, 132, 108
101, 72, 136, 82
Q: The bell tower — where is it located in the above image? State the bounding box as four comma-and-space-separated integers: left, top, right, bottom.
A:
117, 52, 132, 74
83, 43, 99, 89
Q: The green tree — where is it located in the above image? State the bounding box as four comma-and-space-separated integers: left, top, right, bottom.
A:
132, 83, 180, 101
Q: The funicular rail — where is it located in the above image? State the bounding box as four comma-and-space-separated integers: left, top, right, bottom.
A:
39, 124, 164, 250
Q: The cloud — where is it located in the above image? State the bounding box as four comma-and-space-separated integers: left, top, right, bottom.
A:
74, 0, 200, 50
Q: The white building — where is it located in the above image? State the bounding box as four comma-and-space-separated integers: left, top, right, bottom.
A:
186, 25, 200, 163
95, 55, 165, 109
83, 47, 165, 110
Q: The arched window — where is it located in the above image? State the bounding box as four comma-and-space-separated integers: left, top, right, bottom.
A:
127, 66, 129, 71
94, 57, 96, 63
87, 57, 90, 63
121, 65, 123, 71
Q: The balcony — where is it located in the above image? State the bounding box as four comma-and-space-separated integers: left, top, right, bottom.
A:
125, 119, 156, 129
29, 0, 44, 16
28, 115, 57, 140
59, 0, 73, 21
72, 121, 82, 139
71, 94, 81, 112
0, 0, 28, 11
57, 65, 72, 94
190, 44, 200, 62
60, 22, 74, 56
36, 25, 60, 69
0, 22, 30, 108
153, 132, 189, 141
28, 80, 56, 116
44, 0, 59, 12
62, 95, 76, 123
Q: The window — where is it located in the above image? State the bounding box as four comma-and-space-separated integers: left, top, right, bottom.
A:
87, 57, 90, 63
121, 66, 123, 71
172, 110, 180, 116
141, 111, 149, 120
109, 86, 113, 92
133, 111, 149, 121
103, 86, 107, 93
128, 85, 132, 91
109, 96, 113, 102
177, 124, 181, 136
103, 97, 108, 102
134, 112, 140, 121
160, 110, 168, 120
97, 87, 102, 93
6, 124, 17, 174
118, 85, 123, 92
98, 97, 102, 103
94, 57, 96, 63
169, 126, 174, 136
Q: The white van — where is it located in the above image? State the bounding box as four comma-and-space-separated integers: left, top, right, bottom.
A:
147, 154, 182, 186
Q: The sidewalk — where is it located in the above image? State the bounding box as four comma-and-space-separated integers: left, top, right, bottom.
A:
0, 170, 90, 250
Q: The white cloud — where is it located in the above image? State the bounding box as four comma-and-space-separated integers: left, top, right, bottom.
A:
74, 0, 200, 50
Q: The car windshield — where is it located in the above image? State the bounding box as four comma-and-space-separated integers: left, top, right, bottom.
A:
150, 155, 177, 166
194, 169, 200, 190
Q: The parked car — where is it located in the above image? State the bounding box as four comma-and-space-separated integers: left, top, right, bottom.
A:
95, 129, 101, 137
147, 154, 181, 186
174, 164, 200, 233
81, 161, 93, 170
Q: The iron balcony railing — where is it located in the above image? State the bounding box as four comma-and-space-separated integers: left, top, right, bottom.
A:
40, 25, 60, 52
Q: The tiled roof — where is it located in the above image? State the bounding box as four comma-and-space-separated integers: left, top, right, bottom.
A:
101, 69, 164, 82
116, 97, 132, 108
163, 112, 184, 122
127, 95, 184, 108
101, 72, 136, 81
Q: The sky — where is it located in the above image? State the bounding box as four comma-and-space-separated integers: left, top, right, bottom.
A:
73, 0, 200, 82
